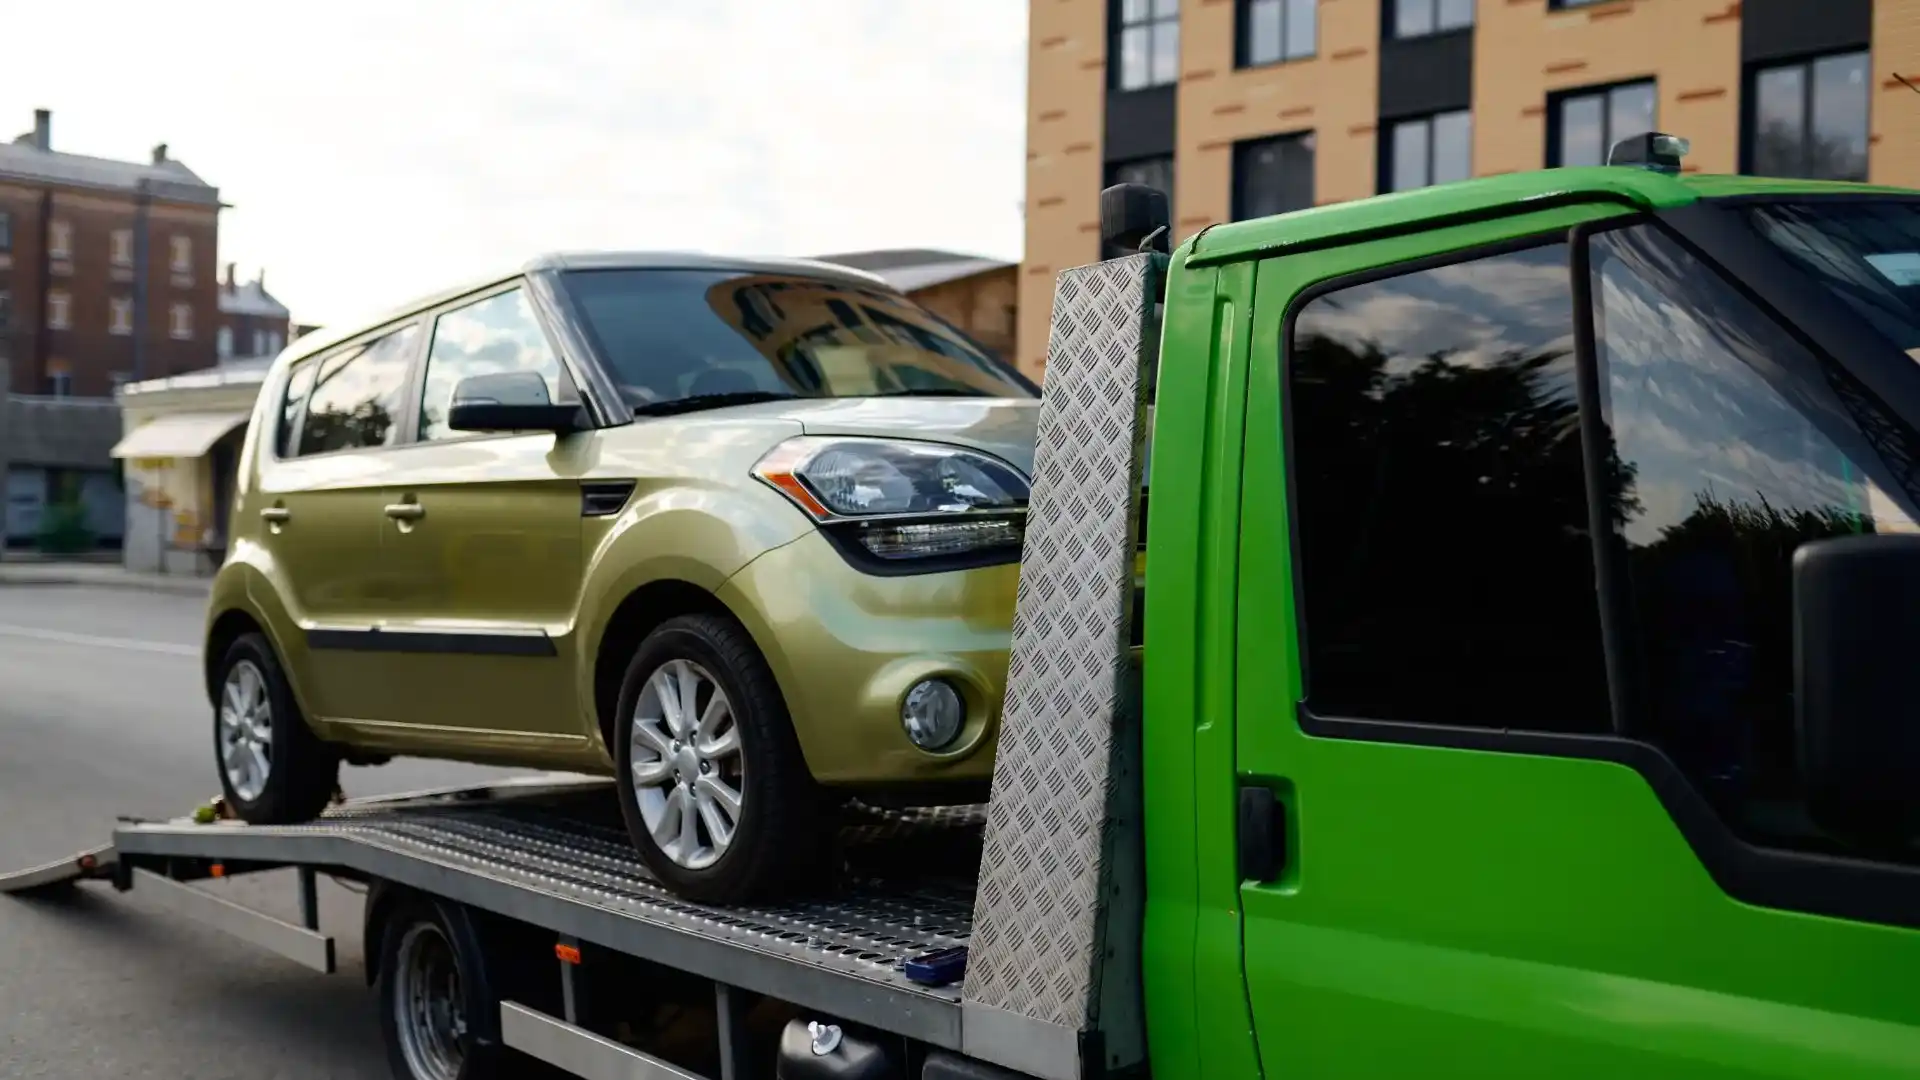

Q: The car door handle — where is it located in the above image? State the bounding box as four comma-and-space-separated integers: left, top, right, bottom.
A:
383, 502, 426, 522
260, 506, 291, 523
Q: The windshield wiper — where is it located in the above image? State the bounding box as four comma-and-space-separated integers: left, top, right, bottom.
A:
629, 391, 799, 417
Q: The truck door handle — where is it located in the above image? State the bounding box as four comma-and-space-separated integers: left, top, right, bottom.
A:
1238, 784, 1288, 883
383, 502, 425, 522
259, 505, 291, 532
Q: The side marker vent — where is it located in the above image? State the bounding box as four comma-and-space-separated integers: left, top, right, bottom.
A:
581, 481, 636, 518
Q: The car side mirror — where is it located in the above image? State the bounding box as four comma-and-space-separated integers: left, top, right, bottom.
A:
447, 371, 585, 435
1795, 533, 1920, 844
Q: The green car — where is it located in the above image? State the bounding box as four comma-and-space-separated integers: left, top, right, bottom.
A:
201, 253, 1039, 901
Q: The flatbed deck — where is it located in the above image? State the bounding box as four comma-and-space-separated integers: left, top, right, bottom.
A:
4, 775, 986, 1052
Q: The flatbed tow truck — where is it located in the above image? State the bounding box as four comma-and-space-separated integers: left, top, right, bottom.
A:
11, 138, 1920, 1080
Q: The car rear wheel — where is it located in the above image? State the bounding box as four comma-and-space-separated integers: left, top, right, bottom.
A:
213, 632, 339, 824
613, 613, 825, 903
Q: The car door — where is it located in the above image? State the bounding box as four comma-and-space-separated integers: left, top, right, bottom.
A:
354, 281, 591, 755
256, 319, 426, 726
1230, 220, 1920, 1077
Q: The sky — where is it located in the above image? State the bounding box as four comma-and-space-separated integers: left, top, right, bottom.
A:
0, 0, 1030, 329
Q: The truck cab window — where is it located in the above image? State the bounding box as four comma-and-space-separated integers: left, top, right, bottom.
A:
1590, 222, 1920, 862
1288, 241, 1611, 733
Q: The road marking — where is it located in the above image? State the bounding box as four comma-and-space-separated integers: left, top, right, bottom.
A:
0, 622, 197, 657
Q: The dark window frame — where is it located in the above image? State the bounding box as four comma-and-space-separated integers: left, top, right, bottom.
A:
1112, 0, 1181, 92
1237, 0, 1318, 68
1546, 76, 1658, 168
1232, 130, 1317, 222
1275, 206, 1920, 931
1739, 48, 1873, 181
1383, 0, 1474, 41
1378, 108, 1473, 194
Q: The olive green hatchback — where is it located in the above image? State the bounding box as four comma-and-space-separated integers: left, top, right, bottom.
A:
201, 252, 1038, 902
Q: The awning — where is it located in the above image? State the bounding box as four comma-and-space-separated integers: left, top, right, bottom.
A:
109, 410, 250, 460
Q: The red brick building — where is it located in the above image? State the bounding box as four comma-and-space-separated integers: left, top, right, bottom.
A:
0, 109, 223, 398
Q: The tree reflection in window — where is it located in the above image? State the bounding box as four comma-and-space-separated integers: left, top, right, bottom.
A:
296, 324, 419, 456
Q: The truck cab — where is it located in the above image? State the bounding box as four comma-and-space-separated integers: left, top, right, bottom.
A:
1136, 134, 1920, 1077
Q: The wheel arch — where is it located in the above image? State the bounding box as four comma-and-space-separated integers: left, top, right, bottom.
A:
590, 578, 774, 754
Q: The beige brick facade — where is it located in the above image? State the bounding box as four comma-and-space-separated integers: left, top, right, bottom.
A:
1019, 0, 1918, 375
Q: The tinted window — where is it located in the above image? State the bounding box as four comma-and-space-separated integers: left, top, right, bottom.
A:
1241, 0, 1315, 65
1289, 242, 1609, 732
1390, 0, 1472, 38
563, 269, 1034, 413
1743, 200, 1920, 358
418, 287, 566, 442
1591, 223, 1920, 859
1749, 51, 1869, 181
1233, 133, 1315, 221
296, 324, 419, 456
1116, 0, 1180, 90
276, 360, 317, 458
1552, 80, 1656, 167
1386, 109, 1472, 192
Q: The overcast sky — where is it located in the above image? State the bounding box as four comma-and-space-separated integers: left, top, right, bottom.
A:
0, 0, 1029, 328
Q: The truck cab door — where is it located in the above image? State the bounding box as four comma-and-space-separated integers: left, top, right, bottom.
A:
1227, 213, 1920, 1076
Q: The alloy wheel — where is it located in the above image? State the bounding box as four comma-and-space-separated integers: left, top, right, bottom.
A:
629, 659, 746, 871
218, 659, 273, 802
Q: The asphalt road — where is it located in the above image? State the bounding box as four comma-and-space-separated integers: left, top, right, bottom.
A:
0, 584, 537, 1079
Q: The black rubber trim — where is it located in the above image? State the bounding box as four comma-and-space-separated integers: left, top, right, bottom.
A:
581, 480, 636, 518
817, 516, 1025, 578
1276, 219, 1920, 930
306, 628, 557, 657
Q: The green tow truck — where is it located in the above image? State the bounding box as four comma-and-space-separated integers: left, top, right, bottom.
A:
6, 132, 1919, 1079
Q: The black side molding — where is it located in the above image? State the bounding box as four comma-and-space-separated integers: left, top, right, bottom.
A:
306, 628, 556, 658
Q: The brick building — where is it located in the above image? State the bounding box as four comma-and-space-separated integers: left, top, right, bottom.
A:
216, 263, 291, 362
0, 109, 223, 398
1020, 0, 1917, 376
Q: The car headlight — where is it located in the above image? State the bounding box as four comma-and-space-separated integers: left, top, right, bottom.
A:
752, 437, 1029, 567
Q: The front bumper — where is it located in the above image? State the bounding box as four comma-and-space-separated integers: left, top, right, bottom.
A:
717, 530, 1019, 786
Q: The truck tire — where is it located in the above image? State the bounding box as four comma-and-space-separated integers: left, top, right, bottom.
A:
612, 613, 826, 903
212, 633, 338, 824
375, 894, 508, 1080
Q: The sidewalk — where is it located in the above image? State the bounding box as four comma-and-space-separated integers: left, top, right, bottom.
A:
0, 560, 211, 597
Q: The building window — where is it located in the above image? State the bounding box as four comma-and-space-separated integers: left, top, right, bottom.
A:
1233, 132, 1315, 221
1240, 0, 1315, 66
109, 297, 133, 336
169, 303, 192, 340
110, 228, 133, 267
1549, 79, 1656, 168
1389, 0, 1471, 39
1115, 0, 1180, 92
169, 235, 192, 274
47, 370, 71, 397
0, 211, 11, 252
1385, 109, 1473, 192
47, 290, 70, 330
217, 325, 234, 359
48, 220, 72, 260
1747, 50, 1870, 182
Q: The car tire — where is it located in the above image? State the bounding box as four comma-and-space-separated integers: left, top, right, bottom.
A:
212, 632, 339, 825
612, 613, 826, 903
375, 894, 509, 1080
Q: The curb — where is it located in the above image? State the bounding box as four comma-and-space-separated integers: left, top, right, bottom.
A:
0, 571, 211, 597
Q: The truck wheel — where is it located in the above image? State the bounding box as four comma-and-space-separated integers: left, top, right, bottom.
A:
375, 895, 507, 1080
613, 613, 825, 903
213, 633, 338, 824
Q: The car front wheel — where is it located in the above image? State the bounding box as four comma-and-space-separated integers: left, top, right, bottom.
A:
612, 613, 825, 903
213, 632, 339, 824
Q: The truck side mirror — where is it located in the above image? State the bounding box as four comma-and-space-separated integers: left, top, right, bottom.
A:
1100, 183, 1171, 256
1795, 533, 1920, 843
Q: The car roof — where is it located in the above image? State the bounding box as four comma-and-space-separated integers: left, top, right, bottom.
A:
273, 250, 896, 370
1182, 166, 1917, 267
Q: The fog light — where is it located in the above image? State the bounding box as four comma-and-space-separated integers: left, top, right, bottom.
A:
902, 679, 964, 751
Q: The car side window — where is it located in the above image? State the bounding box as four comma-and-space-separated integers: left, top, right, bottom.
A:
295, 323, 420, 457
1287, 241, 1612, 734
417, 287, 566, 442
275, 360, 317, 458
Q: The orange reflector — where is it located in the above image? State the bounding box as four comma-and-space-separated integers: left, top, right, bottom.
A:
77, 854, 96, 871
555, 943, 582, 965
209, 863, 226, 879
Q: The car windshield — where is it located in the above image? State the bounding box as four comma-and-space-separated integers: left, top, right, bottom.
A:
1740, 198, 1920, 359
561, 267, 1037, 414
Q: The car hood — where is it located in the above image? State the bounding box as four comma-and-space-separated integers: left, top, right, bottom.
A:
773, 397, 1155, 485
